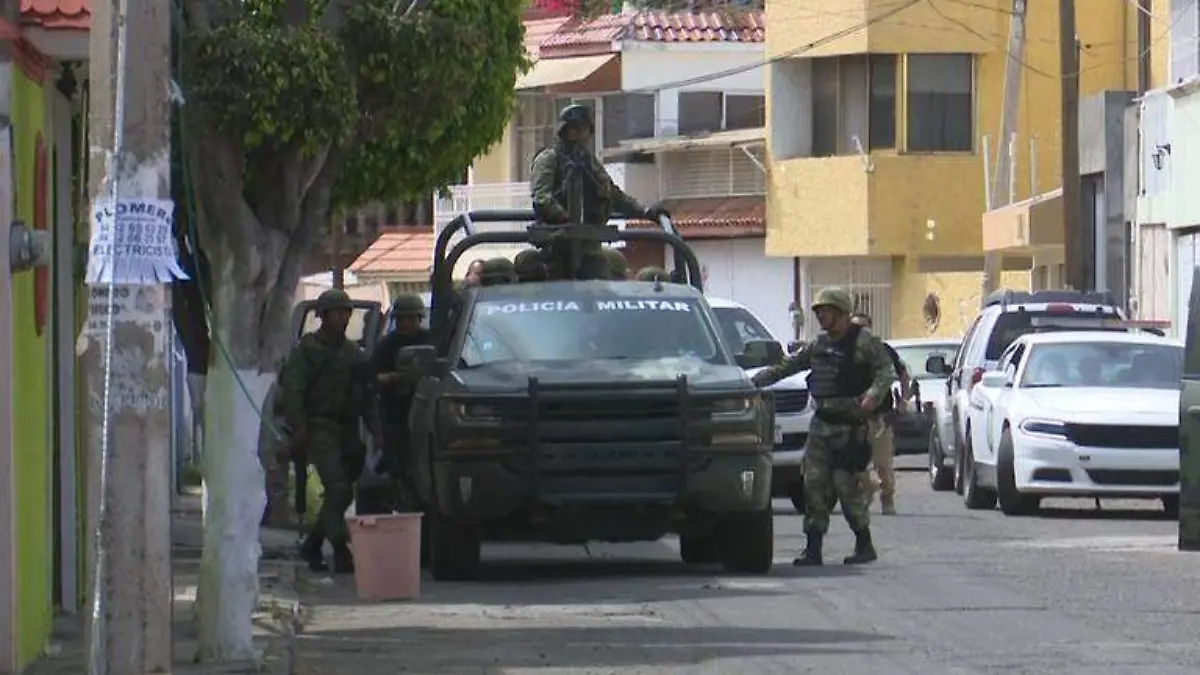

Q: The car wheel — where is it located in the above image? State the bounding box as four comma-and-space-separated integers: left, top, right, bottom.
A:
996, 429, 1039, 516
929, 429, 954, 492
1162, 495, 1180, 518
428, 511, 481, 581
680, 532, 722, 564
788, 482, 806, 514
962, 437, 997, 511
721, 509, 774, 574
953, 434, 965, 495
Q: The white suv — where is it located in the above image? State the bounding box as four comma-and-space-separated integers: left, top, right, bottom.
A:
926, 289, 1127, 494
707, 297, 812, 512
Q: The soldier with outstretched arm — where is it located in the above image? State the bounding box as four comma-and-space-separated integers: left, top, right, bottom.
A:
751, 287, 896, 566
530, 104, 669, 280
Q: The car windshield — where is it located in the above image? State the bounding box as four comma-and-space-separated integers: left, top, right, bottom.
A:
1020, 342, 1182, 389
302, 306, 373, 345
985, 308, 1121, 360
711, 306, 775, 353
893, 343, 960, 380
461, 293, 723, 367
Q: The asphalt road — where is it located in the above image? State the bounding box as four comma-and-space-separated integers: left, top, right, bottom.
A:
297, 457, 1200, 674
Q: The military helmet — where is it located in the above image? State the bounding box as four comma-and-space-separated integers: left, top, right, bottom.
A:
314, 288, 353, 314
558, 103, 594, 132
602, 247, 628, 279
480, 257, 518, 285
635, 266, 669, 282
390, 293, 425, 317
513, 248, 547, 280
812, 287, 853, 315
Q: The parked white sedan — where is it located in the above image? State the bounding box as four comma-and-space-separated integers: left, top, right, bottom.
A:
962, 330, 1183, 516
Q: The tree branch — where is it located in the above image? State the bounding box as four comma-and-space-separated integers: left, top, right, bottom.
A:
320, 0, 354, 31
192, 134, 263, 286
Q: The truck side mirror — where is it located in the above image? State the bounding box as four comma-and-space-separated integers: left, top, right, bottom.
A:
736, 339, 784, 370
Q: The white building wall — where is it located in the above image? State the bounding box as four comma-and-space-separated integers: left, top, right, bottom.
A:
692, 238, 792, 340
619, 43, 765, 136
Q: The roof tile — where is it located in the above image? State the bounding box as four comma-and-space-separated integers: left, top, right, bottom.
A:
538, 9, 764, 57
659, 196, 765, 238
21, 0, 91, 30
349, 229, 436, 277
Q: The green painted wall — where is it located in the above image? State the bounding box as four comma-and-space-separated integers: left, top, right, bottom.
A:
11, 68, 52, 669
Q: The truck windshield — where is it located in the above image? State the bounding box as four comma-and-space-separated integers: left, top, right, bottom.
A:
461, 295, 722, 366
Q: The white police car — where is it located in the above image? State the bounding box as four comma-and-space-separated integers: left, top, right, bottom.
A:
707, 297, 812, 512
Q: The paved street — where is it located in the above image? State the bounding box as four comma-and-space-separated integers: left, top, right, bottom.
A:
297, 458, 1200, 675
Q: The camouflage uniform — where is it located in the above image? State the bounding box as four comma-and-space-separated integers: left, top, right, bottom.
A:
369, 294, 433, 511
635, 266, 669, 282
479, 257, 517, 286
514, 248, 548, 282
602, 248, 630, 280
752, 287, 896, 565
530, 104, 659, 280
278, 289, 380, 573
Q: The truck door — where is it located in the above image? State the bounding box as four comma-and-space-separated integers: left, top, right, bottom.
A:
1181, 271, 1200, 549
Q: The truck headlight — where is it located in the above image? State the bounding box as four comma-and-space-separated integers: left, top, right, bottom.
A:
446, 402, 501, 424
711, 395, 758, 420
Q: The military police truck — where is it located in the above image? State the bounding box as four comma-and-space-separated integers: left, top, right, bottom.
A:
399, 211, 780, 580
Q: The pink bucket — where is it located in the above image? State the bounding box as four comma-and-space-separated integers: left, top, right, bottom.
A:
346, 513, 423, 601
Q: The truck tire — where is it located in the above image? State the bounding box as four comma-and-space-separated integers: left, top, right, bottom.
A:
679, 533, 721, 564
721, 510, 774, 574
429, 512, 481, 581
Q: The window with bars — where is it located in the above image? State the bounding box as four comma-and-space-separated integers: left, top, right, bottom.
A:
661, 147, 765, 198
678, 92, 766, 135
512, 94, 571, 182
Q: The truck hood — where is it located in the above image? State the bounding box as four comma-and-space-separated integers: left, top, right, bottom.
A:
451, 357, 750, 393
745, 366, 809, 391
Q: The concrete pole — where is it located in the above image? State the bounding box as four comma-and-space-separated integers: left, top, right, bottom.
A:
83, 0, 173, 672
1059, 0, 1086, 291
981, 0, 1028, 305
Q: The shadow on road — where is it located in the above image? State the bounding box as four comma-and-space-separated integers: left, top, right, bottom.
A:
292, 624, 892, 671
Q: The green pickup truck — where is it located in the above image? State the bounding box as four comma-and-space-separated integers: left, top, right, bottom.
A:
399, 212, 780, 580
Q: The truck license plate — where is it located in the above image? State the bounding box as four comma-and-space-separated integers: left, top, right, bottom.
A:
774, 425, 783, 445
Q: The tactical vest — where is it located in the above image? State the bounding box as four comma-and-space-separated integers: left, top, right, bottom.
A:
535, 145, 609, 224
805, 326, 873, 401
302, 336, 363, 422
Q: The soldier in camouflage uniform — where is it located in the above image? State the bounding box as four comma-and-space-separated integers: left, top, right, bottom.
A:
751, 287, 896, 566
370, 294, 433, 510
602, 247, 631, 280
635, 266, 670, 282
514, 248, 548, 283
530, 104, 668, 280
278, 289, 382, 573
479, 257, 517, 286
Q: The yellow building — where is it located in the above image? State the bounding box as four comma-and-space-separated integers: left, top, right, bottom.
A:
765, 0, 1157, 338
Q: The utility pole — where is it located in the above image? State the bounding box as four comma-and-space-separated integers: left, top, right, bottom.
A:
1059, 0, 1086, 290
83, 0, 174, 672
982, 0, 1028, 305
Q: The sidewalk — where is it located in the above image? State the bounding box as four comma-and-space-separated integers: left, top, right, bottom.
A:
25, 493, 306, 675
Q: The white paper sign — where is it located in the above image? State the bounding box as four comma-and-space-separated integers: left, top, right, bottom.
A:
85, 197, 189, 285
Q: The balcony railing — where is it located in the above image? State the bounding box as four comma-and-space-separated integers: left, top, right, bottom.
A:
434, 183, 530, 232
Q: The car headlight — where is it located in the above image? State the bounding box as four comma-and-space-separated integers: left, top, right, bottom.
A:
446, 402, 502, 424
711, 395, 758, 420
1019, 417, 1068, 438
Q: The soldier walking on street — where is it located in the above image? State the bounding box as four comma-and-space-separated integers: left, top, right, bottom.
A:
530, 104, 668, 280
850, 311, 910, 515
370, 294, 434, 509
278, 289, 382, 573
751, 288, 896, 566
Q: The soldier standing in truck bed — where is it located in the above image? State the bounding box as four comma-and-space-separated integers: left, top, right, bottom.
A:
530, 104, 668, 280
750, 287, 896, 567
278, 289, 382, 573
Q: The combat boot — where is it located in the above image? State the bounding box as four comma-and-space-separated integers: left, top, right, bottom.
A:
298, 534, 328, 572
843, 528, 878, 565
332, 544, 355, 574
792, 531, 824, 566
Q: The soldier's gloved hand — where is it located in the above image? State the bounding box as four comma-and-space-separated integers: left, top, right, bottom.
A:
644, 205, 671, 222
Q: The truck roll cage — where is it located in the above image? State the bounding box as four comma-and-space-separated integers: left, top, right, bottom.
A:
430, 209, 704, 337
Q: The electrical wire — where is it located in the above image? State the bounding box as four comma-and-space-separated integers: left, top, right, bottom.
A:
88, 0, 132, 670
